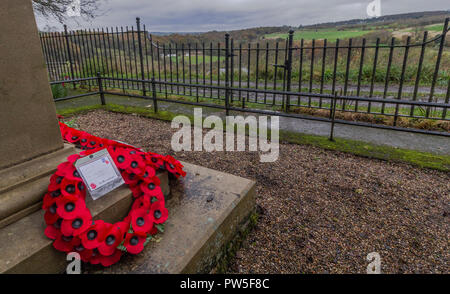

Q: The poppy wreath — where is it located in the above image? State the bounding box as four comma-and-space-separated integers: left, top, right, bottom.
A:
43, 121, 186, 267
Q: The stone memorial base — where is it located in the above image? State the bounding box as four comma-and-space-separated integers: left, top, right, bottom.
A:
0, 144, 77, 229
86, 162, 256, 274
0, 158, 256, 274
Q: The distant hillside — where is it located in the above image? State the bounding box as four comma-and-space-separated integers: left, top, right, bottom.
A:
151, 10, 449, 44
304, 10, 450, 29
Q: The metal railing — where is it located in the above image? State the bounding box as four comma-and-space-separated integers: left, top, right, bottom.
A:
42, 17, 450, 137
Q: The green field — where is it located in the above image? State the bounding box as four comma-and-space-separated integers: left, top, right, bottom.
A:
425, 24, 445, 32
265, 29, 372, 41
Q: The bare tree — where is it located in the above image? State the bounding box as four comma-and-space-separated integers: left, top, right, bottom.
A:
32, 0, 102, 23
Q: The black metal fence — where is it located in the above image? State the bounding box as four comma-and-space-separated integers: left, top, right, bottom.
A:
42, 17, 450, 137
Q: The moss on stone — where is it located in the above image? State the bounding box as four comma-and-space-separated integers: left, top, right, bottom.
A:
212, 210, 260, 274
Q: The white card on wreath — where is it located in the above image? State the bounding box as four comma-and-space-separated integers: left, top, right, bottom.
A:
75, 149, 124, 200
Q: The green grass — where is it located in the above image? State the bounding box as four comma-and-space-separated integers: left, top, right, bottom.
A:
265, 29, 371, 41
280, 130, 450, 172
57, 102, 450, 172
425, 24, 445, 32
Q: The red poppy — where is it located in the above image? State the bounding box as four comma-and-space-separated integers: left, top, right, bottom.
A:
140, 177, 162, 196
131, 195, 151, 211
88, 249, 102, 265
111, 148, 132, 170
114, 220, 131, 241
164, 155, 186, 177
61, 208, 92, 236
73, 244, 94, 263
164, 156, 178, 174
86, 136, 102, 149
64, 128, 82, 144
80, 220, 108, 249
145, 153, 165, 169
131, 208, 153, 236
99, 249, 122, 267
150, 201, 168, 224
42, 192, 57, 210
63, 166, 82, 182
151, 191, 165, 205
124, 233, 146, 255
55, 161, 74, 177
60, 177, 84, 200
104, 140, 119, 148
98, 224, 125, 256
142, 185, 162, 198
53, 233, 81, 253
48, 174, 64, 191
67, 154, 81, 164
44, 203, 60, 225
126, 154, 146, 176
79, 146, 103, 157
56, 197, 87, 220
44, 223, 60, 240
78, 132, 92, 148
129, 184, 144, 198
142, 166, 156, 182
121, 170, 140, 187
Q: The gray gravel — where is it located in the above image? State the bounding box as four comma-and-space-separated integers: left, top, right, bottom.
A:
71, 110, 450, 274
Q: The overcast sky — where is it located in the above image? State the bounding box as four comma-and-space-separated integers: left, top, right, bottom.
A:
35, 0, 449, 32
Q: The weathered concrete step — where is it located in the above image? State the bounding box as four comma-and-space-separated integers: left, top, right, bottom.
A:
85, 161, 256, 274
0, 144, 76, 194
0, 170, 169, 274
0, 144, 80, 229
0, 176, 52, 229
0, 144, 78, 229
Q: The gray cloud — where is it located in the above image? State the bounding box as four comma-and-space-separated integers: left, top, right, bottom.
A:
36, 0, 449, 32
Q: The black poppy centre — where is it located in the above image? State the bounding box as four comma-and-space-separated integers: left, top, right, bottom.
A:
130, 236, 139, 246
65, 202, 75, 212
72, 218, 83, 229
106, 235, 116, 246
87, 230, 98, 240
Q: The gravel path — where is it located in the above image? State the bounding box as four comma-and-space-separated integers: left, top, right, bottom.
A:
71, 110, 449, 274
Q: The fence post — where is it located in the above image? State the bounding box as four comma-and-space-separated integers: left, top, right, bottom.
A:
136, 17, 147, 96
63, 25, 76, 89
426, 17, 448, 117
225, 33, 230, 116
151, 78, 158, 113
97, 72, 105, 105
285, 30, 294, 112
394, 36, 411, 126
329, 92, 338, 141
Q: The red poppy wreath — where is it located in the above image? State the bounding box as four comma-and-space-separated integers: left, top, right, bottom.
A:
43, 121, 186, 267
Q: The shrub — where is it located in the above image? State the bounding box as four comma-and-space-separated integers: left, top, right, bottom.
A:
51, 84, 68, 99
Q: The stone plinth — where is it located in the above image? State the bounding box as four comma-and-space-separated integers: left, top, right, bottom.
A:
0, 170, 170, 274
86, 162, 256, 274
0, 144, 77, 229
0, 0, 63, 170
0, 161, 256, 274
